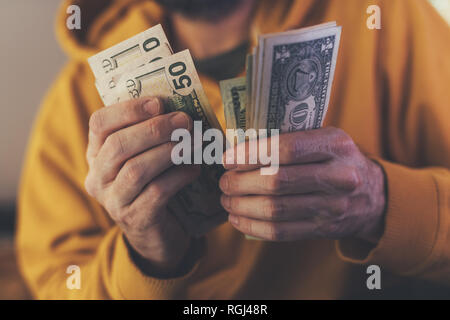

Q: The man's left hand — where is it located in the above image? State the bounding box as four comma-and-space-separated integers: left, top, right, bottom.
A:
219, 127, 386, 243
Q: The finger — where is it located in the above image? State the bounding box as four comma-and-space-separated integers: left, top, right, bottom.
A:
110, 142, 176, 206
223, 127, 352, 171
228, 214, 317, 242
87, 97, 163, 162
94, 111, 192, 183
219, 163, 359, 196
129, 165, 201, 225
221, 194, 346, 222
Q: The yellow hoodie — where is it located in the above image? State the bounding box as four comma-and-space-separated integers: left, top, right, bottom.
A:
17, 0, 450, 299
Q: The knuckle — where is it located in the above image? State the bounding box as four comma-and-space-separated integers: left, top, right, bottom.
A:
340, 167, 361, 191
327, 126, 346, 137
221, 172, 235, 194
105, 132, 126, 158
332, 197, 350, 216
264, 197, 285, 220
347, 168, 362, 190
126, 100, 146, 120
265, 176, 279, 193
331, 128, 356, 156
89, 110, 105, 135
104, 193, 123, 215
110, 206, 127, 224
280, 139, 296, 163
122, 99, 138, 113
315, 203, 349, 238
113, 207, 135, 229
266, 169, 290, 194
84, 173, 97, 197
147, 117, 165, 140
122, 158, 145, 185
228, 196, 238, 213
227, 174, 238, 193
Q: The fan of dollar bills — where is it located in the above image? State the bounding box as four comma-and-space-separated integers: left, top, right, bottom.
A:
88, 22, 341, 236
220, 22, 341, 132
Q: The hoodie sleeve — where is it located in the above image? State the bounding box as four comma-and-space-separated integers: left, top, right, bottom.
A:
337, 0, 450, 282
16, 63, 201, 299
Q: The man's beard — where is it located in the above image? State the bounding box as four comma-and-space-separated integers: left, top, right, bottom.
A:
154, 0, 244, 21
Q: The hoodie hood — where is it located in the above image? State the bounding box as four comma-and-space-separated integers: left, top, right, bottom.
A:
56, 0, 166, 61
55, 0, 319, 61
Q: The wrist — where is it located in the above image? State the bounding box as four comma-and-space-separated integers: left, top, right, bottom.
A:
125, 235, 205, 279
357, 159, 387, 244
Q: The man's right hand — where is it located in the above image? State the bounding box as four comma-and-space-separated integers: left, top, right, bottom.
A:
84, 97, 200, 275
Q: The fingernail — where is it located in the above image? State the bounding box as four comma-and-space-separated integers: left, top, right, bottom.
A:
171, 112, 190, 129
221, 195, 231, 210
143, 99, 160, 116
228, 215, 239, 225
220, 175, 229, 192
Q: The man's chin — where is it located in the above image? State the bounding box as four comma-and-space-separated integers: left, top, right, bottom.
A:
154, 0, 244, 21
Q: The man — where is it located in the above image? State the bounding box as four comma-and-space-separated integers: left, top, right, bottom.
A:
17, 0, 450, 299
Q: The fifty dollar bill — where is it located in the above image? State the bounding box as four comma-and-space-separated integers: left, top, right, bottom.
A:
110, 49, 227, 236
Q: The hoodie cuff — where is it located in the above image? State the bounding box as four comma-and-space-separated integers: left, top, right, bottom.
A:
112, 232, 202, 299
337, 159, 441, 275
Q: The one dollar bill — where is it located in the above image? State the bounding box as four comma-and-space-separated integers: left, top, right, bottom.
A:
89, 24, 173, 105
88, 24, 172, 79
221, 22, 341, 134
219, 77, 247, 130
257, 24, 341, 132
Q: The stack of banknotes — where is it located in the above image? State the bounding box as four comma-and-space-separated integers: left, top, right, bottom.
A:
88, 24, 226, 236
88, 22, 341, 236
220, 22, 341, 133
